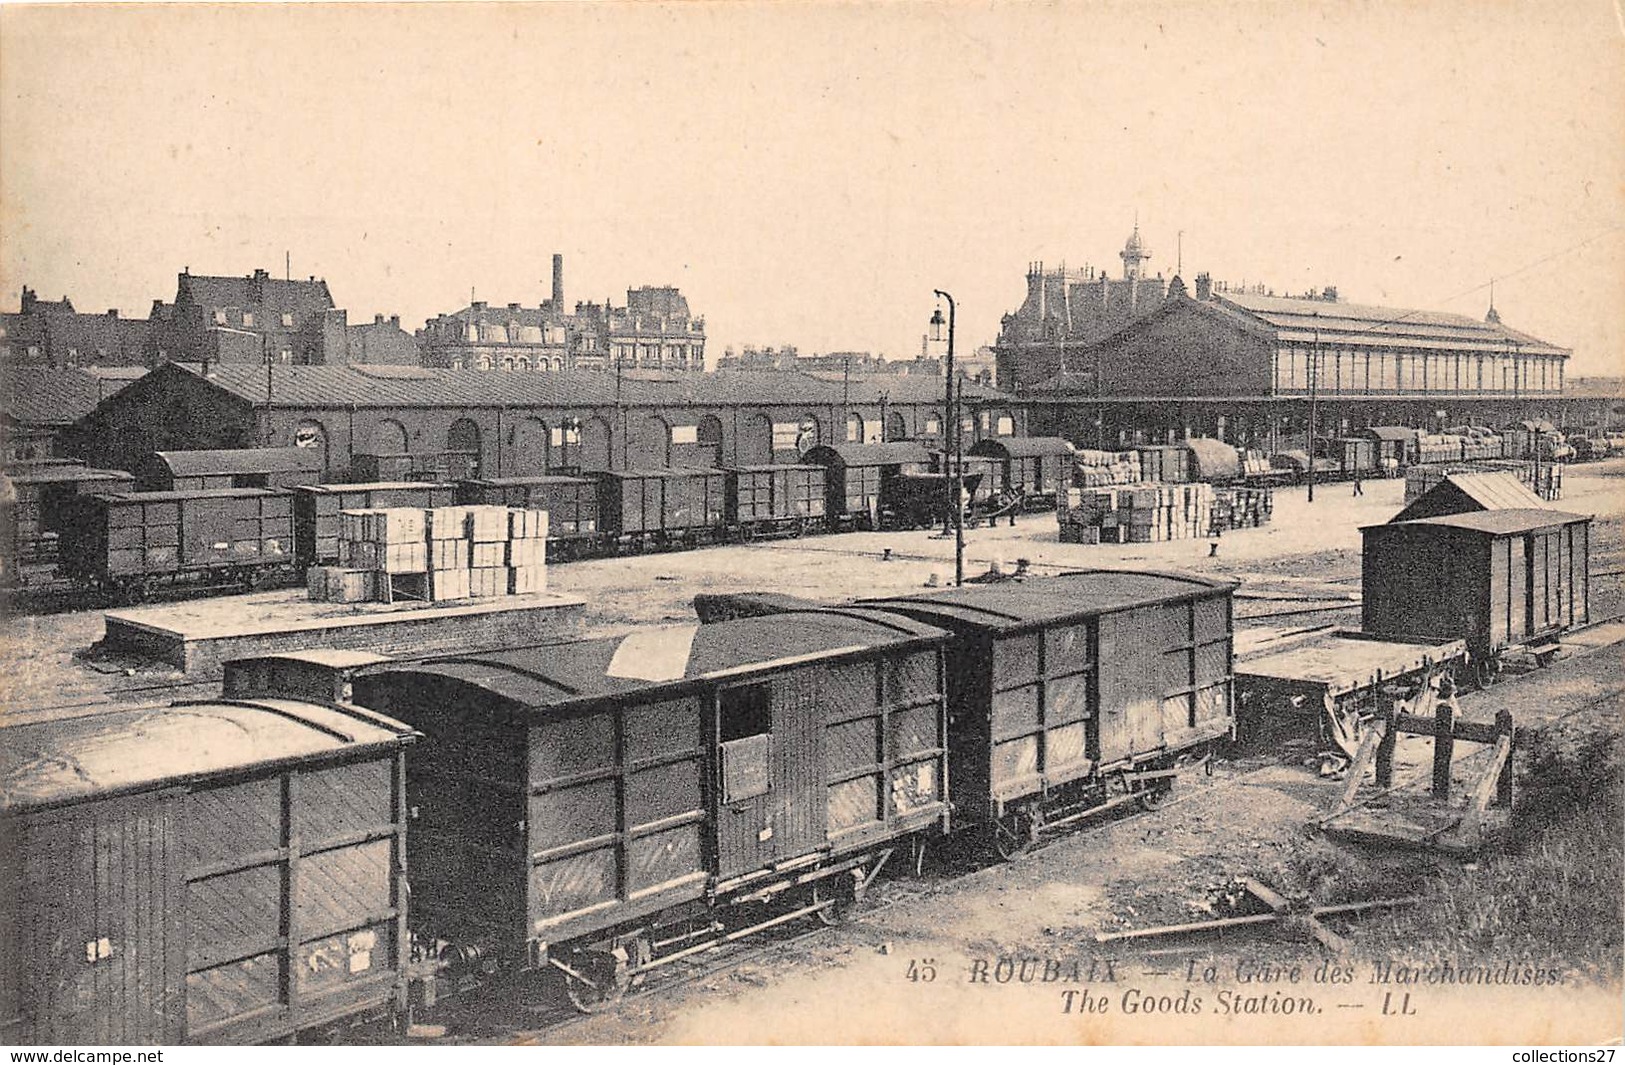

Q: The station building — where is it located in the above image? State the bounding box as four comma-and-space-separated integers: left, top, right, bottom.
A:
66, 362, 1019, 481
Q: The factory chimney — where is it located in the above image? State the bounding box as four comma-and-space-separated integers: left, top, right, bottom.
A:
552, 254, 565, 309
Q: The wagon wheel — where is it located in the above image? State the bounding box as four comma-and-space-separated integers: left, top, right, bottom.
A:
1472, 657, 1498, 690
741, 522, 759, 543
559, 949, 629, 1014
790, 517, 807, 539
991, 808, 1040, 861
811, 877, 854, 927
1137, 774, 1174, 811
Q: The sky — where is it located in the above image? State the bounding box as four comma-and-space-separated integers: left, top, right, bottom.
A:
2, 1, 1622, 375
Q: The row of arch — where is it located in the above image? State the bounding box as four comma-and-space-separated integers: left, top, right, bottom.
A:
286, 406, 967, 478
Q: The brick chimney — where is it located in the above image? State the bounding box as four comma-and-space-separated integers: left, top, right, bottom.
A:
1194, 273, 1213, 301
552, 253, 565, 309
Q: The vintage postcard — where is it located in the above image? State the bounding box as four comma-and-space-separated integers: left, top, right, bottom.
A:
0, 0, 1620, 1050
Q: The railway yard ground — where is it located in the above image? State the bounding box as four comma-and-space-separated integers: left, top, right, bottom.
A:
3, 459, 1622, 1044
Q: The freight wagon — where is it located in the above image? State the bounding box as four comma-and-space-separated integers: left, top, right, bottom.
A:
348, 610, 951, 1011
135, 448, 324, 492
293, 482, 458, 570
968, 437, 1076, 504
59, 488, 296, 597
1135, 445, 1191, 484
1361, 508, 1591, 685
1, 462, 134, 569
859, 570, 1237, 858
593, 468, 727, 550
458, 475, 601, 558
723, 464, 827, 538
804, 442, 931, 530
0, 676, 416, 1044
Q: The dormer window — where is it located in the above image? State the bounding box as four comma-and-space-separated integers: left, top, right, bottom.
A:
282, 313, 294, 328
213, 310, 227, 325
242, 311, 255, 327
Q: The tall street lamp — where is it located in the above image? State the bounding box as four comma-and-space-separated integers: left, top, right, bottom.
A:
930, 292, 965, 587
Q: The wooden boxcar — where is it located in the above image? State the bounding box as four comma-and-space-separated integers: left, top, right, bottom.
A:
723, 464, 827, 536
2, 462, 134, 566
59, 488, 296, 591
1328, 437, 1379, 479
593, 468, 726, 546
350, 610, 950, 1009
861, 570, 1237, 856
968, 437, 1075, 501
293, 481, 457, 569
804, 443, 931, 529
1356, 427, 1419, 469
0, 689, 416, 1044
136, 448, 324, 492
1361, 509, 1591, 681
459, 475, 601, 555
1135, 445, 1191, 484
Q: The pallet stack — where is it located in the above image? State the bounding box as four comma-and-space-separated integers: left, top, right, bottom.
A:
1072, 449, 1142, 487
1211, 486, 1274, 531
1239, 450, 1274, 480
307, 504, 547, 603
1058, 482, 1214, 544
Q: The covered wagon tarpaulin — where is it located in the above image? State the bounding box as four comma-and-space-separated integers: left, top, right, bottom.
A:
1184, 437, 1241, 482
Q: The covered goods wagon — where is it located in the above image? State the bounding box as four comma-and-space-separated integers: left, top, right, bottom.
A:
0, 681, 416, 1044
2, 462, 134, 566
292, 481, 457, 569
967, 436, 1075, 502
724, 464, 827, 535
459, 475, 601, 555
350, 610, 950, 1010
593, 468, 726, 545
135, 448, 324, 493
804, 442, 930, 529
860, 569, 1236, 856
59, 488, 295, 590
1361, 509, 1591, 682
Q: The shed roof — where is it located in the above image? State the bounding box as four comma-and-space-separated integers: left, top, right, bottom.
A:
1391, 472, 1548, 522
1358, 426, 1418, 443
861, 569, 1236, 632
4, 465, 133, 488
969, 436, 1075, 459
1370, 508, 1590, 536
462, 475, 596, 487
148, 447, 323, 477
803, 442, 932, 467
1217, 292, 1568, 356
0, 698, 414, 813
363, 611, 945, 710
293, 480, 456, 494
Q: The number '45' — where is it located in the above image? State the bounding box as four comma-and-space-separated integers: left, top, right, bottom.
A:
906, 959, 938, 983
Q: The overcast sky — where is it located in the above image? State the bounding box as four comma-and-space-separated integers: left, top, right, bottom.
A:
2, 1, 1621, 374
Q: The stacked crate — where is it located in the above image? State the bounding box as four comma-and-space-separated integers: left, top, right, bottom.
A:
507, 508, 548, 594
1211, 486, 1274, 531
307, 504, 548, 603
1072, 449, 1142, 487
1058, 482, 1214, 544
1240, 450, 1274, 479
307, 507, 427, 603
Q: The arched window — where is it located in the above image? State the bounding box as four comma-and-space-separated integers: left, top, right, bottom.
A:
846, 413, 863, 443
448, 417, 482, 478
477, 354, 491, 371
293, 419, 330, 476
501, 356, 514, 372
886, 411, 908, 442
515, 356, 529, 372
697, 414, 724, 466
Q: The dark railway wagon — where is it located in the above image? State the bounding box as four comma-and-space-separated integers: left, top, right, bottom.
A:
1328, 437, 1379, 478
723, 464, 827, 536
1135, 445, 1190, 484
860, 570, 1236, 856
458, 475, 600, 554
0, 687, 416, 1044
136, 448, 324, 493
59, 489, 295, 591
804, 442, 931, 529
1356, 427, 1418, 470
1361, 508, 1591, 682
350, 610, 950, 1010
593, 468, 726, 546
293, 481, 457, 569
2, 463, 134, 566
968, 437, 1075, 501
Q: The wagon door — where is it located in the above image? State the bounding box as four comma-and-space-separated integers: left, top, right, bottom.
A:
20, 798, 179, 1045
770, 669, 827, 861
716, 685, 775, 878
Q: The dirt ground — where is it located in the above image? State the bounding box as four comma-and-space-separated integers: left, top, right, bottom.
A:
3, 460, 1621, 1046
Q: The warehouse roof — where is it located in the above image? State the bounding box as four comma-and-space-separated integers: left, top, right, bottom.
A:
0, 365, 146, 426
1372, 508, 1590, 536
147, 447, 323, 478
808, 371, 1006, 405
4, 465, 133, 488
1217, 292, 1568, 356
0, 698, 414, 813
862, 569, 1237, 632
364, 611, 945, 710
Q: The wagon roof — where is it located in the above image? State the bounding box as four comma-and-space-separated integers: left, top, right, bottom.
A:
462, 474, 597, 486
803, 442, 932, 467
365, 611, 946, 709
149, 447, 323, 477
0, 698, 415, 813
968, 436, 1075, 458
862, 569, 1237, 631
4, 465, 133, 487
1358, 426, 1419, 442
595, 466, 723, 480
724, 463, 824, 473
93, 487, 291, 502
1370, 508, 1591, 535
294, 480, 455, 493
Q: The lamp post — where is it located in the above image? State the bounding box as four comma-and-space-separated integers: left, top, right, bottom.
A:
930, 292, 964, 587
1307, 327, 1319, 503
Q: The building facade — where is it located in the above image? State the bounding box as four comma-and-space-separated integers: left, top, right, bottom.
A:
993, 225, 1176, 389
0, 288, 150, 368
419, 255, 705, 373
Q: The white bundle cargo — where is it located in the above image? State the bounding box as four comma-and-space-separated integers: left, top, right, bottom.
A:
470, 541, 505, 569
340, 507, 426, 544
1058, 482, 1214, 544
507, 537, 546, 569
431, 538, 471, 570
428, 567, 471, 602
469, 567, 508, 598
379, 542, 429, 574
467, 505, 509, 543
507, 508, 549, 540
